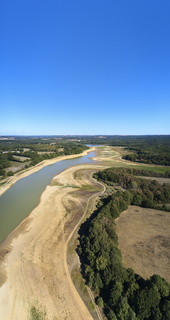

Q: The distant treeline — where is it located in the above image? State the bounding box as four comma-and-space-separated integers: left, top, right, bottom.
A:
119, 137, 170, 166
2, 134, 170, 146
76, 135, 170, 166
1, 134, 170, 167
123, 150, 170, 166
75, 134, 170, 147
77, 167, 170, 320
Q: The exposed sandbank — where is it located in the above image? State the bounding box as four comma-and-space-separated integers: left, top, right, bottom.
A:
0, 147, 96, 197
0, 146, 103, 319
0, 161, 104, 319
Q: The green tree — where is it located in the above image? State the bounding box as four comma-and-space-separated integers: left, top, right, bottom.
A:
133, 287, 160, 320
95, 296, 104, 308
7, 171, 14, 176
161, 299, 170, 320
149, 274, 170, 297
109, 281, 123, 307
115, 297, 130, 320
96, 255, 108, 271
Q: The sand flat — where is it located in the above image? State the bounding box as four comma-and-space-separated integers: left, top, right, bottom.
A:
0, 163, 99, 320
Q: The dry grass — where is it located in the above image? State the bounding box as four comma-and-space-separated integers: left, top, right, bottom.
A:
13, 155, 31, 161
137, 176, 170, 185
116, 206, 170, 282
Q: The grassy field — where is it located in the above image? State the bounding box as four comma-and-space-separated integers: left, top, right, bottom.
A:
5, 160, 31, 173
97, 146, 170, 174
116, 205, 170, 283
96, 146, 170, 283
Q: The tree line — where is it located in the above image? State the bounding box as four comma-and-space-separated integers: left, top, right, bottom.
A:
121, 137, 170, 166
94, 168, 170, 211
77, 167, 170, 319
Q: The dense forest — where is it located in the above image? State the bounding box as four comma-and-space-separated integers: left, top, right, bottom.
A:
94, 168, 170, 211
119, 137, 170, 166
77, 167, 170, 319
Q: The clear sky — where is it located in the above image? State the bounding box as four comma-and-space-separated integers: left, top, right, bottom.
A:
1, 0, 170, 135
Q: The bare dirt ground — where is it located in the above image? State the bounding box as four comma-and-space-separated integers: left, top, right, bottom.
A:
136, 176, 170, 185
116, 205, 170, 282
5, 161, 31, 173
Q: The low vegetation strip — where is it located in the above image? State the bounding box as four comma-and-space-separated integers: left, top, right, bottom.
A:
77, 167, 170, 320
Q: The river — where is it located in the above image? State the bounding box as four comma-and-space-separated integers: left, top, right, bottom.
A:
0, 150, 96, 243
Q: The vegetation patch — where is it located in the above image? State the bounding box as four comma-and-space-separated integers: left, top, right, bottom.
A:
71, 268, 88, 296
94, 167, 170, 211
88, 300, 95, 311
121, 137, 170, 166
30, 306, 46, 320
77, 167, 170, 319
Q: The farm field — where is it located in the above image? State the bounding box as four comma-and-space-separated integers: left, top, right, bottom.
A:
116, 205, 170, 283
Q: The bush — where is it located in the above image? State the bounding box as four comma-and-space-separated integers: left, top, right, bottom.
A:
7, 171, 14, 176
95, 296, 104, 307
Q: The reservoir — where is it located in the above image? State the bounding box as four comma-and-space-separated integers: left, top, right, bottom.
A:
0, 151, 96, 243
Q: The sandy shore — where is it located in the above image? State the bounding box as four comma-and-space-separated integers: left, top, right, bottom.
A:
0, 147, 96, 197
0, 147, 104, 320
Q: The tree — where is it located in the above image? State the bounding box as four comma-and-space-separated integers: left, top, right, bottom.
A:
96, 255, 107, 271
124, 268, 139, 299
115, 297, 130, 320
109, 281, 123, 307
149, 274, 170, 297
161, 299, 170, 320
142, 198, 154, 208
7, 171, 14, 176
110, 203, 120, 218
106, 308, 118, 320
133, 287, 160, 320
95, 296, 104, 308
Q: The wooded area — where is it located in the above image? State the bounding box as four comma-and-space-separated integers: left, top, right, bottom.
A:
68, 135, 170, 166
94, 168, 170, 211
77, 167, 170, 319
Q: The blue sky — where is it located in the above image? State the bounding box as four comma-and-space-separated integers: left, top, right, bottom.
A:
1, 0, 170, 135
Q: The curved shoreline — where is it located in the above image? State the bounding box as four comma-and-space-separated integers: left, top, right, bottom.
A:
0, 147, 96, 197
0, 153, 103, 320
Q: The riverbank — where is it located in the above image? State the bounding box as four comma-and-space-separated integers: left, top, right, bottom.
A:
0, 147, 96, 197
0, 146, 105, 319
0, 157, 106, 319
